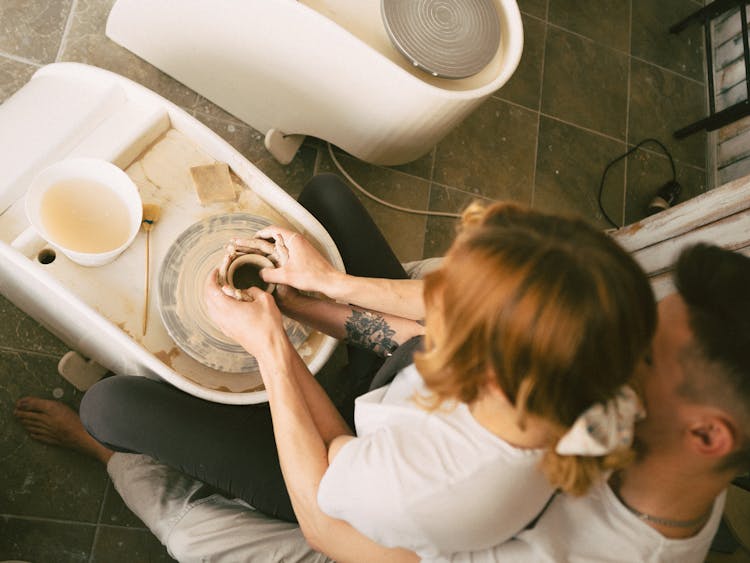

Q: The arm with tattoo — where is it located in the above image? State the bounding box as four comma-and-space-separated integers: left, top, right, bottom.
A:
344, 309, 400, 356
277, 290, 423, 357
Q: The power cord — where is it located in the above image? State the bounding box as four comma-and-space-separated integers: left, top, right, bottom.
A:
327, 143, 462, 218
598, 138, 679, 229
330, 138, 681, 226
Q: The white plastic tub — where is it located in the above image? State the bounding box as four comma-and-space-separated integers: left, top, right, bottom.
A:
106, 0, 524, 165
0, 62, 343, 404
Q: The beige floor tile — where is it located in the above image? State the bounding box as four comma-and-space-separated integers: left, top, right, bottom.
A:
0, 0, 72, 64
0, 56, 38, 103
58, 0, 199, 110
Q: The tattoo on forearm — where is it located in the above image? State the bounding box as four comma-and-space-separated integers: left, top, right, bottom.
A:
344, 310, 399, 357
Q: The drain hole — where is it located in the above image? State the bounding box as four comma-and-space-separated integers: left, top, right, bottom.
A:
38, 248, 56, 264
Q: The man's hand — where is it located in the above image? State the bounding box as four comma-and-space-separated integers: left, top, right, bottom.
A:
254, 226, 342, 296
204, 269, 285, 358
272, 283, 304, 315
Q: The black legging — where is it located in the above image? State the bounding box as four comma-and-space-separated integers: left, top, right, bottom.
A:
80, 174, 410, 522
299, 174, 408, 394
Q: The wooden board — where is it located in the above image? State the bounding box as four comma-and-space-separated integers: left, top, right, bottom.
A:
612, 173, 750, 298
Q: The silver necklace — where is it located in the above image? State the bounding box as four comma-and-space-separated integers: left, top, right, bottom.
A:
619, 497, 711, 528
611, 473, 711, 528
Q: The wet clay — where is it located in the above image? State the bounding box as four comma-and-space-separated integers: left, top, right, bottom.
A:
217, 237, 279, 301
231, 262, 265, 290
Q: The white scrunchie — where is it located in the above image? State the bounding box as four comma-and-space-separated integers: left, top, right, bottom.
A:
555, 385, 645, 456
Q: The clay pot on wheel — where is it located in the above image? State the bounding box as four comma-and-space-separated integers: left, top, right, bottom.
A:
226, 253, 276, 297
216, 237, 278, 301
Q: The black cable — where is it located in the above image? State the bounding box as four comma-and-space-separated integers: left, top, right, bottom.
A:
598, 138, 676, 229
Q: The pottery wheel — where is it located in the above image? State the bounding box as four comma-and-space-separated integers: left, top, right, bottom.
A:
381, 0, 501, 79
158, 213, 309, 373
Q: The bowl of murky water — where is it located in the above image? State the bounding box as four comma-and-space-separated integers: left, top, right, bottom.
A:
22, 157, 143, 267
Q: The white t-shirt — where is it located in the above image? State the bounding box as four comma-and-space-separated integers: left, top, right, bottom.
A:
441, 482, 726, 563
317, 364, 554, 560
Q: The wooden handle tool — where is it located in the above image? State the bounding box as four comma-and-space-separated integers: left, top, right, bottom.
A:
141, 203, 162, 335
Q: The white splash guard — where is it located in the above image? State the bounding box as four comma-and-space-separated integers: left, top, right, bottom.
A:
0, 63, 343, 404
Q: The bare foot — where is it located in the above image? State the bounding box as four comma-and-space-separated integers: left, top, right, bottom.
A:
14, 397, 113, 465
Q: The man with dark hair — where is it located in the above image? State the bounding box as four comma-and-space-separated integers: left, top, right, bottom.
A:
453, 243, 750, 561
672, 244, 750, 474
14, 243, 750, 562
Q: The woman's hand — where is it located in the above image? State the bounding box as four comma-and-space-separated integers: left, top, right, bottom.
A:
204, 269, 285, 357
255, 226, 342, 295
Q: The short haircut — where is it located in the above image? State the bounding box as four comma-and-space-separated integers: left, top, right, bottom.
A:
415, 202, 656, 494
674, 243, 750, 472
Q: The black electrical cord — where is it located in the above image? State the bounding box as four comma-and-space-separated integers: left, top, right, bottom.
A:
598, 138, 676, 229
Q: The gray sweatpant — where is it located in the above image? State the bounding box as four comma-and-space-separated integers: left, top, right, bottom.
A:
107, 452, 331, 563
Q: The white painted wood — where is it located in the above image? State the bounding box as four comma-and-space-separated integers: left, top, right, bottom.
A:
612, 169, 750, 298
711, 5, 750, 186
716, 35, 745, 69
720, 156, 750, 184
717, 56, 747, 96
628, 209, 750, 277
718, 113, 750, 142
716, 79, 748, 110
647, 271, 677, 301
717, 123, 750, 162
613, 174, 750, 252
638, 242, 750, 300
660, 0, 750, 288
713, 7, 746, 47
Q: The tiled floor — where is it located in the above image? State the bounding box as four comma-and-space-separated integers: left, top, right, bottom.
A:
0, 0, 721, 561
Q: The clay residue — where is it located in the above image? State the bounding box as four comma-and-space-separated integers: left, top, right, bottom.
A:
115, 321, 134, 340
154, 346, 180, 368
177, 369, 266, 393
140, 129, 215, 194
197, 184, 292, 230
213, 383, 266, 393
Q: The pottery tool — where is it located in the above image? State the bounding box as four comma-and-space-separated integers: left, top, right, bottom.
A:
141, 203, 162, 335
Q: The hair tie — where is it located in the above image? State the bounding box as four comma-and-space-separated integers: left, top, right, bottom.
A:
555, 386, 645, 456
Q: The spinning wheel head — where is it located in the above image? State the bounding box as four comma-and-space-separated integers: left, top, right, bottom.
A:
381, 0, 501, 79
